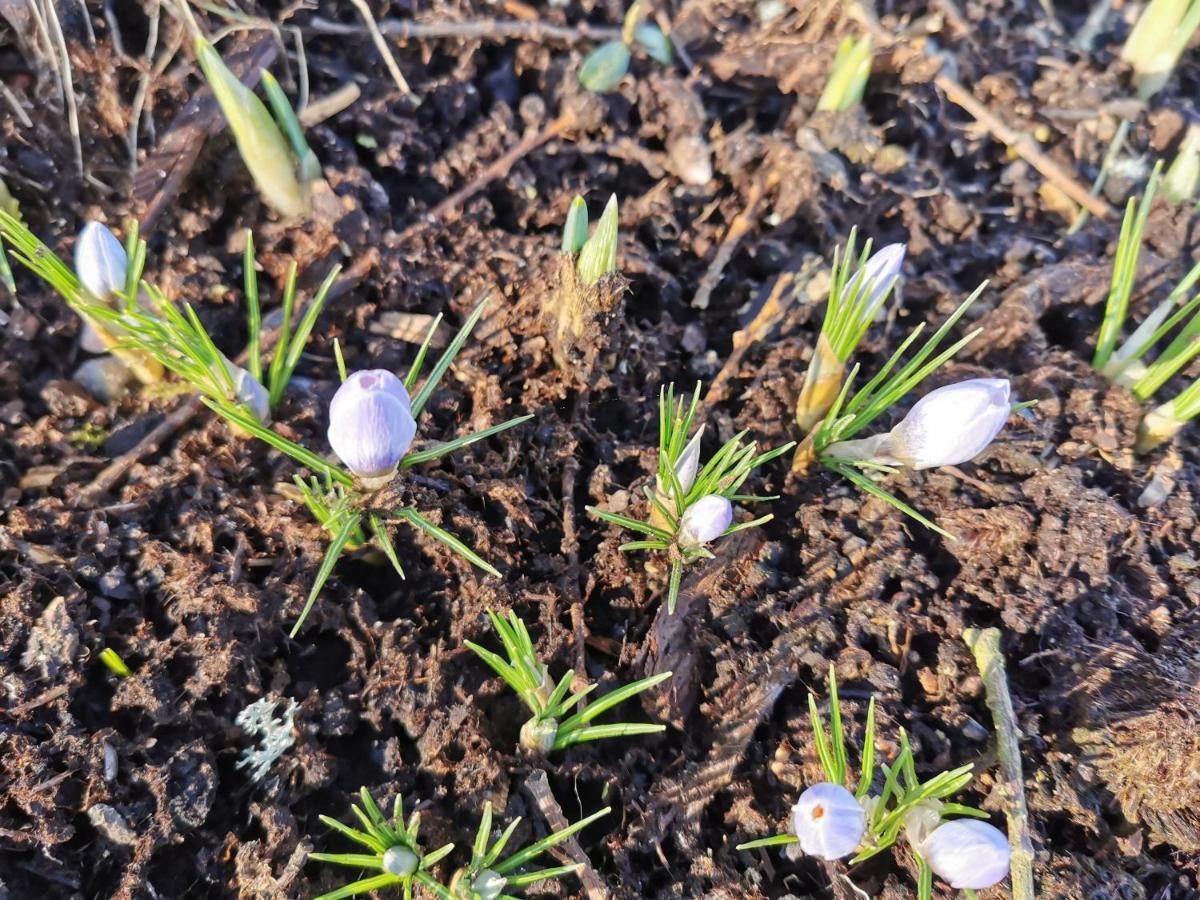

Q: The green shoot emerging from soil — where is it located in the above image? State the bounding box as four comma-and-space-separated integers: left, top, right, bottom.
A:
578, 2, 672, 94
737, 669, 1011, 899
588, 383, 794, 613
1121, 0, 1200, 99
1089, 165, 1200, 452
794, 284, 995, 537
445, 801, 610, 899
309, 788, 456, 900
184, 0, 320, 219
816, 34, 872, 112
466, 609, 671, 752
795, 229, 906, 432
98, 647, 132, 677
224, 299, 532, 637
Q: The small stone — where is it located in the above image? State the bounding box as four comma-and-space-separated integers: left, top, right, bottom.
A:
74, 357, 135, 403
40, 379, 94, 418
20, 596, 80, 678
88, 803, 137, 846
668, 134, 713, 186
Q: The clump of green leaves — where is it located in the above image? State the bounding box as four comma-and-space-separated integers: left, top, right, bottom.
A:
309, 788, 457, 900
578, 2, 672, 93
816, 34, 872, 112
466, 609, 670, 752
588, 383, 793, 613
0, 215, 333, 425
1089, 166, 1200, 451
737, 669, 1010, 899
231, 299, 532, 637
792, 280, 990, 536
445, 801, 610, 899
795, 230, 905, 433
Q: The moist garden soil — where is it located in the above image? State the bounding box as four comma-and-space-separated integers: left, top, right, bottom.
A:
2, 1, 1200, 898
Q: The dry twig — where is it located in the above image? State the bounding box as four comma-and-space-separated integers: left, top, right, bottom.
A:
963, 627, 1037, 900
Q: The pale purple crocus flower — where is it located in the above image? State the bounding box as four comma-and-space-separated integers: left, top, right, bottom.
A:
327, 369, 417, 482
790, 782, 867, 860
676, 494, 732, 548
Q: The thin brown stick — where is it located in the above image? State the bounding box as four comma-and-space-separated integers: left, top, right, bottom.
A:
963, 627, 1037, 900
525, 770, 609, 900
348, 0, 412, 97
395, 110, 577, 242
305, 15, 620, 45
935, 74, 1113, 220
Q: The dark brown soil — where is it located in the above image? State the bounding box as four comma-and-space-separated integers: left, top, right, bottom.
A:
2, 2, 1200, 899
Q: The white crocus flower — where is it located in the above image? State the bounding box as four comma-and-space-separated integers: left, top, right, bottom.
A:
672, 425, 705, 495
921, 819, 1011, 890
75, 222, 128, 353
75, 222, 127, 301
826, 378, 1012, 470
790, 782, 866, 860
676, 494, 732, 548
845, 242, 905, 315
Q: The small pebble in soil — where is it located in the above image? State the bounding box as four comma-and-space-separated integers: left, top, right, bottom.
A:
88, 803, 137, 846
73, 357, 135, 403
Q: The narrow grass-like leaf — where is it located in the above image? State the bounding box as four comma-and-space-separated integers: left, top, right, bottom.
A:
401, 414, 533, 467
393, 506, 499, 576
289, 510, 361, 637
557, 671, 672, 733
410, 298, 488, 419
244, 232, 263, 383
494, 806, 610, 875
736, 834, 799, 851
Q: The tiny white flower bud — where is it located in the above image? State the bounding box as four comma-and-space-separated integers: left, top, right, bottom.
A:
470, 869, 508, 900
215, 354, 271, 424
790, 782, 866, 860
886, 378, 1011, 470
674, 425, 705, 495
676, 494, 732, 548
75, 222, 128, 301
381, 845, 419, 877
921, 819, 1011, 890
846, 242, 905, 313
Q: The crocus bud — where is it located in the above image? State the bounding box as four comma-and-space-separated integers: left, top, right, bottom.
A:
215, 355, 271, 424
520, 716, 558, 752
921, 819, 1011, 890
470, 869, 508, 900
381, 845, 419, 877
676, 494, 732, 548
673, 426, 705, 495
327, 369, 417, 482
790, 782, 866, 860
75, 222, 127, 301
887, 378, 1011, 469
845, 242, 905, 313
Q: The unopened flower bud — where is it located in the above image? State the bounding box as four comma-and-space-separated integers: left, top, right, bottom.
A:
845, 242, 905, 313
327, 369, 417, 482
921, 819, 1011, 890
470, 869, 508, 900
887, 378, 1011, 469
520, 716, 558, 752
790, 782, 866, 860
215, 354, 271, 424
381, 845, 419, 877
75, 222, 127, 301
673, 426, 705, 495
676, 494, 732, 548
